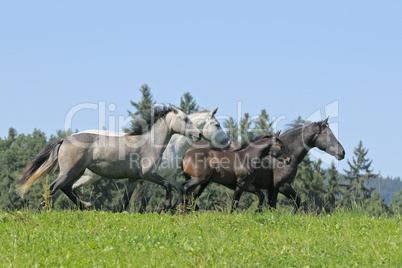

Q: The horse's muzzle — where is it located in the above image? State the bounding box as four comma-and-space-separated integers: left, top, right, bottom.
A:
221, 139, 232, 150
334, 146, 345, 160
335, 151, 345, 160
191, 132, 202, 142
185, 130, 202, 142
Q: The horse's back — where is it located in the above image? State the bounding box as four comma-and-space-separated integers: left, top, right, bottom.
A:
189, 140, 240, 152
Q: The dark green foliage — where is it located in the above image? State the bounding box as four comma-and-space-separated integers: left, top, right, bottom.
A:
253, 109, 273, 136
340, 141, 377, 208
224, 109, 273, 143
223, 116, 238, 142
324, 161, 343, 212
0, 128, 49, 210
0, 87, 399, 216
368, 176, 402, 203
239, 113, 253, 143
122, 84, 156, 133
390, 190, 402, 214
180, 92, 199, 114
280, 156, 327, 213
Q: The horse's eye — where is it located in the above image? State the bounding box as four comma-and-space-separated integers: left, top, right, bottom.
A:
184, 118, 189, 124
215, 123, 220, 128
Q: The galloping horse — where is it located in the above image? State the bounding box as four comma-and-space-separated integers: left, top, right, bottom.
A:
17, 104, 202, 212
182, 132, 291, 212
188, 118, 345, 213
52, 108, 231, 211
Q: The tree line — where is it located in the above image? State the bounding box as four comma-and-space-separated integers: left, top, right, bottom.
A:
0, 84, 401, 215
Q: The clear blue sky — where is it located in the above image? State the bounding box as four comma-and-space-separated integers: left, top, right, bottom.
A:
1, 1, 401, 178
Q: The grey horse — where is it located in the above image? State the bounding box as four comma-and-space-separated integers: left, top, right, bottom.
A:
53, 108, 231, 211
17, 104, 202, 212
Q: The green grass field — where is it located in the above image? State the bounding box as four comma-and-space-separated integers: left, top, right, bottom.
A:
0, 209, 400, 267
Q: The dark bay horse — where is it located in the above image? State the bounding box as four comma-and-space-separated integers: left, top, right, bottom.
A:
182, 132, 291, 212
188, 118, 345, 213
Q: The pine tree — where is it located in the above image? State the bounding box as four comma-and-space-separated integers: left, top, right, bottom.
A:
239, 113, 253, 143
341, 141, 377, 207
257, 109, 272, 134
0, 128, 48, 210
180, 92, 199, 114
123, 84, 156, 133
223, 117, 238, 142
391, 190, 402, 215
287, 116, 304, 128
324, 161, 342, 212
282, 155, 326, 213
253, 109, 273, 136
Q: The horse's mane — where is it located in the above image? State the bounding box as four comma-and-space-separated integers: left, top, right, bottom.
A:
192, 108, 210, 114
126, 105, 172, 136
281, 120, 312, 136
233, 134, 273, 152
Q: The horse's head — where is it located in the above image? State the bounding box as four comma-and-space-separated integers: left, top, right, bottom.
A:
190, 107, 231, 149
303, 118, 345, 160
257, 131, 291, 165
269, 131, 291, 165
169, 104, 202, 142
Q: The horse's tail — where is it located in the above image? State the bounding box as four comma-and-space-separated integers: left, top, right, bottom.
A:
17, 139, 64, 197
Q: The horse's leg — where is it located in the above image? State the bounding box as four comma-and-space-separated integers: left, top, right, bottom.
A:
231, 177, 250, 213
245, 184, 265, 213
192, 182, 210, 199
50, 189, 63, 203
70, 169, 102, 208
36, 170, 85, 213
182, 176, 208, 209
191, 182, 210, 211
60, 186, 86, 210
120, 179, 139, 212
278, 183, 301, 214
70, 189, 92, 209
142, 172, 173, 210
59, 170, 89, 210
138, 182, 155, 214
167, 177, 187, 209
267, 188, 278, 210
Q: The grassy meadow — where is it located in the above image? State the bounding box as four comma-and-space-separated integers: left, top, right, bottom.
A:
0, 209, 400, 267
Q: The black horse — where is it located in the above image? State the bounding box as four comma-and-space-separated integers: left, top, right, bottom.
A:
186, 118, 345, 213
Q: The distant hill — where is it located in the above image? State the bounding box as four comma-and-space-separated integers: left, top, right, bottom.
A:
368, 177, 402, 203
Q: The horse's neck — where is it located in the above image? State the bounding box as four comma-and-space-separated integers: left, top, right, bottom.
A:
163, 114, 209, 160
282, 130, 313, 164
128, 117, 173, 156
164, 134, 193, 158
236, 146, 262, 162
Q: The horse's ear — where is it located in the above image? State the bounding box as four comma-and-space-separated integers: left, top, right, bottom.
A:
211, 107, 218, 116
322, 116, 329, 125
169, 104, 180, 114
274, 130, 281, 137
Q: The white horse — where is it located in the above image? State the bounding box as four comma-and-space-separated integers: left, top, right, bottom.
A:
17, 104, 202, 212
56, 108, 231, 211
